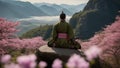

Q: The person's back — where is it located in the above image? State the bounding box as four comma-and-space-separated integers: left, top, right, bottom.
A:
48, 11, 81, 49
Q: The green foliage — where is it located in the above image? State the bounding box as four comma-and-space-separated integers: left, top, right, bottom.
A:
21, 25, 53, 40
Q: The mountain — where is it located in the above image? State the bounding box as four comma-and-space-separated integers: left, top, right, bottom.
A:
34, 3, 86, 16
51, 4, 72, 15
60, 3, 86, 13
39, 5, 59, 16
0, 0, 48, 19
70, 0, 120, 39
34, 2, 53, 7
38, 4, 72, 16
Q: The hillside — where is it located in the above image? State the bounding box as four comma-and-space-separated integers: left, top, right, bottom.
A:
21, 25, 53, 40
0, 0, 48, 19
70, 0, 120, 39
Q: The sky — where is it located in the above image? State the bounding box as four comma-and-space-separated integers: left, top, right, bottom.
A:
19, 0, 89, 5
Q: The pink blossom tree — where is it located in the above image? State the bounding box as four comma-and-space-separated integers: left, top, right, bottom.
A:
81, 16, 120, 68
0, 18, 18, 55
0, 18, 18, 40
0, 18, 47, 56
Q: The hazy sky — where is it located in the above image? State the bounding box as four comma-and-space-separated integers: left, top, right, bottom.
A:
20, 0, 89, 5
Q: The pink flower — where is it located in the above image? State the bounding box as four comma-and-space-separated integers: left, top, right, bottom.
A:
85, 46, 102, 61
17, 54, 36, 68
39, 61, 47, 68
67, 54, 89, 68
1, 54, 11, 64
29, 62, 36, 68
77, 59, 89, 68
66, 62, 76, 68
52, 59, 62, 68
28, 54, 37, 62
4, 63, 21, 68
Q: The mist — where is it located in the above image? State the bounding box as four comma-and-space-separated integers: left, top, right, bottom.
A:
16, 16, 72, 36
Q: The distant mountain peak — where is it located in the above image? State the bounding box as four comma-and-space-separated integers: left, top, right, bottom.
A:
0, 0, 48, 19
35, 3, 86, 16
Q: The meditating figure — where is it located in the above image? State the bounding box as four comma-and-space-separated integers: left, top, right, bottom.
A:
48, 11, 81, 49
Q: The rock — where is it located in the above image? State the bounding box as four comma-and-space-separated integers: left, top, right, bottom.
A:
35, 45, 101, 68
35, 45, 85, 62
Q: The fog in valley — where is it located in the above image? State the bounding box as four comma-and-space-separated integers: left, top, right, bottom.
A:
16, 16, 72, 36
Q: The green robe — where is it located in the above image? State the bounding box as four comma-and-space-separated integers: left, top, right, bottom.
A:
48, 21, 81, 49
